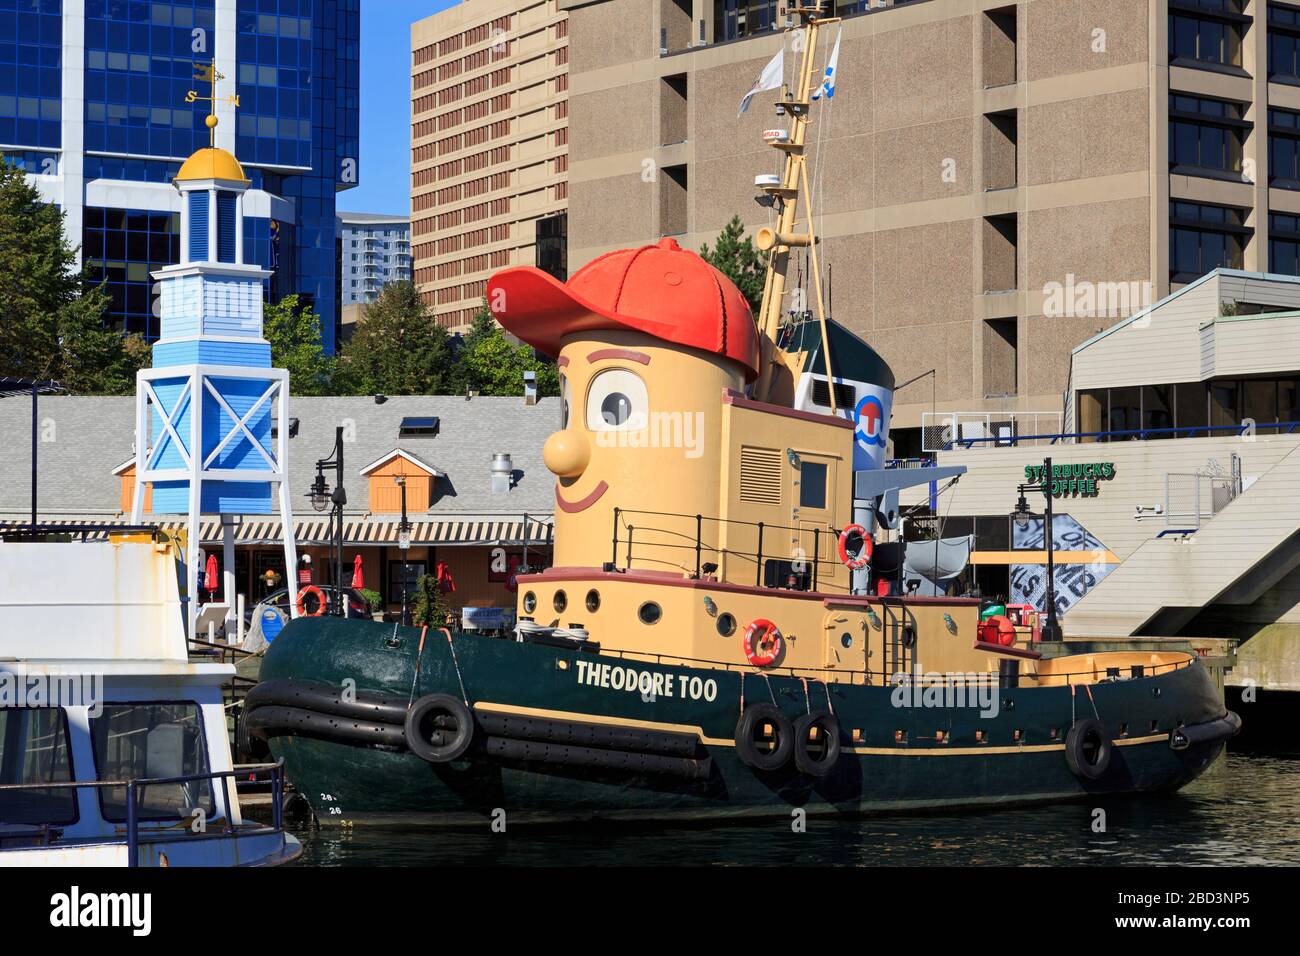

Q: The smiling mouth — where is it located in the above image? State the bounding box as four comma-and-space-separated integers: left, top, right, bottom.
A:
555, 480, 609, 514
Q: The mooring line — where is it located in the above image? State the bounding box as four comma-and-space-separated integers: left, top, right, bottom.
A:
442, 627, 469, 705
1084, 682, 1100, 720
406, 625, 428, 710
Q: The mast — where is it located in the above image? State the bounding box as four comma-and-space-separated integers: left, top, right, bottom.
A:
752, 3, 839, 413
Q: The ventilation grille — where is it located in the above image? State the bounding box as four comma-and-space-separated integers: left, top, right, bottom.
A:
739, 446, 782, 505
811, 378, 857, 410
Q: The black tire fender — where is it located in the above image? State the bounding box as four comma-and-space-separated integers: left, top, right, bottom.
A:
734, 703, 794, 772
405, 694, 475, 763
792, 712, 842, 777
1065, 717, 1113, 780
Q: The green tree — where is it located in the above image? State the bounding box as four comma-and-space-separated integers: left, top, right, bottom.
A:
698, 215, 767, 314
410, 573, 451, 628
451, 300, 559, 398
334, 281, 453, 395
263, 293, 335, 395
0, 159, 144, 394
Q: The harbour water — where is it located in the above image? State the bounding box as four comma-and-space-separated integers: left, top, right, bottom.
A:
291, 752, 1300, 866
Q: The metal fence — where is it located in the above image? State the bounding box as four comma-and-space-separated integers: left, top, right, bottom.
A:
1165, 472, 1240, 528
921, 412, 1064, 452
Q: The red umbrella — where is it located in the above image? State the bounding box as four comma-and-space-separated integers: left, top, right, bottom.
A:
204, 554, 219, 593
352, 554, 365, 590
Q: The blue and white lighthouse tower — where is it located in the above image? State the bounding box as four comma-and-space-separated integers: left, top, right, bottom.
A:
131, 118, 299, 638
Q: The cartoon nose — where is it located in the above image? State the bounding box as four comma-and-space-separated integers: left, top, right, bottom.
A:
543, 429, 590, 478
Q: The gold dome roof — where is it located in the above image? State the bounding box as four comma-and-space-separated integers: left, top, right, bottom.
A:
175, 147, 249, 185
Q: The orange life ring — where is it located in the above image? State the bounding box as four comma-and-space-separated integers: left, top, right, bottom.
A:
838, 524, 873, 570
742, 619, 784, 668
296, 585, 326, 618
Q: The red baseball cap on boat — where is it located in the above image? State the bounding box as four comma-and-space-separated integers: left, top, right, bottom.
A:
487, 237, 760, 381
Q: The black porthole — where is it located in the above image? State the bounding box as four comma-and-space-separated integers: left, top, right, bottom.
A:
585, 589, 600, 613
638, 602, 662, 625
716, 612, 736, 637
553, 590, 567, 613
522, 591, 537, 613
840, 632, 853, 649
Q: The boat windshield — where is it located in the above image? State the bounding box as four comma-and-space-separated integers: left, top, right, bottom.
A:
91, 703, 215, 823
0, 708, 77, 826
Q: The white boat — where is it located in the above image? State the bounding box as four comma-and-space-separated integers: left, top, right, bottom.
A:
0, 527, 300, 866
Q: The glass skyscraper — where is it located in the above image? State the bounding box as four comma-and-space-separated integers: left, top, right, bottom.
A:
0, 0, 359, 352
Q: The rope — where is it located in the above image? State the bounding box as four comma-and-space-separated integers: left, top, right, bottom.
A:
406, 625, 429, 710
442, 627, 470, 705
762, 673, 777, 705
1070, 683, 1077, 727
801, 676, 810, 714
1084, 682, 1100, 720
822, 680, 834, 717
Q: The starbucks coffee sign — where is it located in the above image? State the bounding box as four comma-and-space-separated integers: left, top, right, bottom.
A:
1024, 462, 1115, 498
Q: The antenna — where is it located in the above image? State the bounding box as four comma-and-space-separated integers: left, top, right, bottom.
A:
751, 7, 839, 412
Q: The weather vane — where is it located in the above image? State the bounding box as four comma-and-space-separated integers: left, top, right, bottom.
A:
186, 58, 240, 147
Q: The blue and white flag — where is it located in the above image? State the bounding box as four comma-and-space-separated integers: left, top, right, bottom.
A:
739, 48, 784, 115
811, 28, 842, 101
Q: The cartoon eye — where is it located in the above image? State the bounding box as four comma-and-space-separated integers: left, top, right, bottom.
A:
559, 373, 570, 429
585, 368, 648, 432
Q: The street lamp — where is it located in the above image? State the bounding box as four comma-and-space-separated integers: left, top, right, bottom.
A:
395, 474, 412, 625
1013, 455, 1063, 643
304, 426, 347, 616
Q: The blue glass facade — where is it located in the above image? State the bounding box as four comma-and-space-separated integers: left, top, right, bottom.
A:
84, 0, 214, 157
0, 0, 62, 149
0, 0, 359, 351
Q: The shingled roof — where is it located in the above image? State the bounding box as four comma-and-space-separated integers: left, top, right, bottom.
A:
0, 393, 557, 520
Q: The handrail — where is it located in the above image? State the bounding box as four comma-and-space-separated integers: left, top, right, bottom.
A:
943, 420, 1300, 449
0, 759, 287, 867
611, 506, 847, 592
588, 642, 1193, 686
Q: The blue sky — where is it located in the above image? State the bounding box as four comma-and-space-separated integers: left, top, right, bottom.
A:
337, 0, 460, 217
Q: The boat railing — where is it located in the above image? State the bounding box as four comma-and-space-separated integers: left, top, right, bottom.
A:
611, 506, 853, 593
0, 759, 288, 867
587, 643, 1195, 688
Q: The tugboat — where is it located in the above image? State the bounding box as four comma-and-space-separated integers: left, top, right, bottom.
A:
252, 4, 1239, 826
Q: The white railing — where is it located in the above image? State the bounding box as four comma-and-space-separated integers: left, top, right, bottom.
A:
921, 411, 1064, 452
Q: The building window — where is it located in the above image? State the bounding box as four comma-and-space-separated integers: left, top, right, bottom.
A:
1169, 6, 1244, 69
536, 213, 567, 282
1269, 109, 1300, 186
388, 560, 427, 606
1169, 94, 1245, 175
1169, 202, 1247, 283
1271, 3, 1300, 79
1269, 213, 1300, 275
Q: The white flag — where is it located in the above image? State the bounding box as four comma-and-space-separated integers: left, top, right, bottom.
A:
739, 48, 784, 115
811, 28, 841, 102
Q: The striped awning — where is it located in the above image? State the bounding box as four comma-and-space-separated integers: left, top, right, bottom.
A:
0, 516, 553, 547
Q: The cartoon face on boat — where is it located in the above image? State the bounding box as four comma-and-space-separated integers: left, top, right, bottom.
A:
489, 238, 760, 568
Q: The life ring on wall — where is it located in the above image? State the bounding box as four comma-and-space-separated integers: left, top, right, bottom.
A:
838, 524, 873, 570
296, 585, 327, 618
742, 619, 784, 668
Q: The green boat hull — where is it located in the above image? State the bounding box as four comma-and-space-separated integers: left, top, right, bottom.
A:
258, 617, 1232, 827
